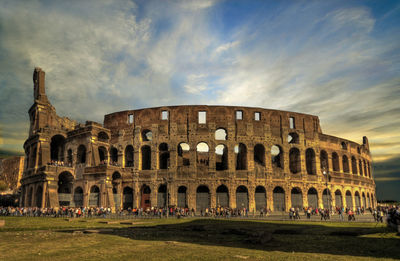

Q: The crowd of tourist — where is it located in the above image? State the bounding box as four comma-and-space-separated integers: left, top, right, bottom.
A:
47, 160, 72, 167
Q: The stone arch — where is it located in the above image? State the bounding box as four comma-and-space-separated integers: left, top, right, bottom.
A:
98, 131, 109, 142
98, 146, 108, 164
273, 186, 285, 211
216, 185, 229, 208
342, 155, 349, 173
288, 132, 299, 144
254, 144, 265, 166
77, 145, 86, 164
215, 144, 228, 171
335, 189, 343, 208
123, 186, 134, 210
177, 142, 190, 166
196, 185, 210, 211
359, 159, 363, 176
367, 193, 371, 208
236, 185, 249, 209
235, 143, 247, 170
142, 129, 152, 141
271, 145, 283, 169
322, 188, 331, 209
351, 156, 357, 174
196, 142, 209, 167
289, 147, 301, 174
306, 148, 316, 175
332, 152, 339, 171
307, 187, 318, 208
140, 185, 151, 209
177, 186, 187, 208
159, 143, 169, 169
74, 187, 83, 207
141, 145, 151, 170
320, 150, 329, 171
89, 185, 100, 207
255, 186, 266, 211
362, 192, 366, 208
291, 187, 303, 209
215, 128, 227, 140
58, 171, 73, 206
125, 145, 134, 167
157, 184, 167, 208
345, 190, 353, 210
67, 149, 73, 166
354, 191, 361, 208
50, 135, 65, 162
110, 147, 118, 164
341, 142, 347, 150
35, 186, 43, 207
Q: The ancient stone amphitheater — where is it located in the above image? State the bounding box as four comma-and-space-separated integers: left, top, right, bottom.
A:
20, 68, 376, 212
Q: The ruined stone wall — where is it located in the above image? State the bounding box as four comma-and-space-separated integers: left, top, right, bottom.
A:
0, 156, 24, 193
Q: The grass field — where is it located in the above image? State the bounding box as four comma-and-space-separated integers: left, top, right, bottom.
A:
0, 217, 399, 261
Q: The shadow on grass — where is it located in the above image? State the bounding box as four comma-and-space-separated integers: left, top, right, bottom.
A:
66, 219, 400, 259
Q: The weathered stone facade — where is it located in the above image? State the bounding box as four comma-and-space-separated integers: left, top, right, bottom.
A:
0, 156, 24, 194
20, 68, 376, 211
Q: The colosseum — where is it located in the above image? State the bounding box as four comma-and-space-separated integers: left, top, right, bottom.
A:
20, 67, 376, 212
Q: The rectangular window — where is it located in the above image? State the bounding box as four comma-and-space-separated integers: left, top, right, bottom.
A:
289, 117, 295, 129
236, 110, 243, 120
161, 110, 168, 120
128, 114, 134, 124
198, 111, 206, 124
254, 112, 261, 121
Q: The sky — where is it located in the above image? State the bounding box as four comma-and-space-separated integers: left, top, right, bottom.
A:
0, 0, 399, 200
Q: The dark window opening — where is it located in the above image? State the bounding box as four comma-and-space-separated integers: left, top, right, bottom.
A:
342, 155, 349, 173
320, 150, 329, 171
306, 148, 316, 175
235, 143, 247, 170
50, 135, 65, 162
141, 145, 151, 170
288, 132, 299, 144
142, 130, 152, 141
178, 143, 190, 166
289, 148, 301, 174
159, 143, 169, 169
215, 144, 228, 171
332, 152, 339, 171
77, 145, 86, 164
254, 144, 265, 166
125, 145, 134, 167
271, 145, 283, 169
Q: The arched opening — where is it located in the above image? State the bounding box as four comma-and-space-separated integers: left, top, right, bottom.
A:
123, 187, 133, 210
342, 155, 349, 173
50, 135, 65, 162
110, 147, 118, 165
320, 150, 329, 171
332, 152, 339, 171
141, 145, 151, 170
354, 191, 361, 208
273, 187, 285, 211
254, 144, 265, 166
77, 145, 86, 164
216, 185, 229, 208
177, 186, 187, 208
141, 185, 151, 209
159, 143, 169, 169
359, 160, 363, 176
351, 156, 357, 174
178, 143, 190, 166
58, 171, 73, 206
288, 132, 299, 144
89, 185, 100, 207
112, 172, 121, 208
236, 186, 249, 209
345, 191, 353, 210
125, 145, 134, 167
367, 193, 370, 208
322, 189, 331, 209
98, 146, 108, 165
196, 185, 210, 212
363, 160, 368, 177
307, 187, 318, 209
142, 129, 152, 141
35, 186, 43, 207
335, 190, 343, 208
341, 142, 347, 150
367, 162, 371, 178
74, 187, 83, 207
215, 144, 228, 171
196, 142, 209, 167
235, 143, 247, 170
157, 184, 167, 208
306, 148, 316, 175
98, 131, 109, 142
362, 192, 366, 208
289, 148, 301, 174
271, 145, 283, 169
255, 186, 266, 211
291, 187, 303, 209
215, 128, 227, 140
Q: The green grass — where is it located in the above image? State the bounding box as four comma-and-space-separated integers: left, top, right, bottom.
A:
0, 217, 399, 261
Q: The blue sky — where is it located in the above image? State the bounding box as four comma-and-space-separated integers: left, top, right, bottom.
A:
0, 0, 399, 200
